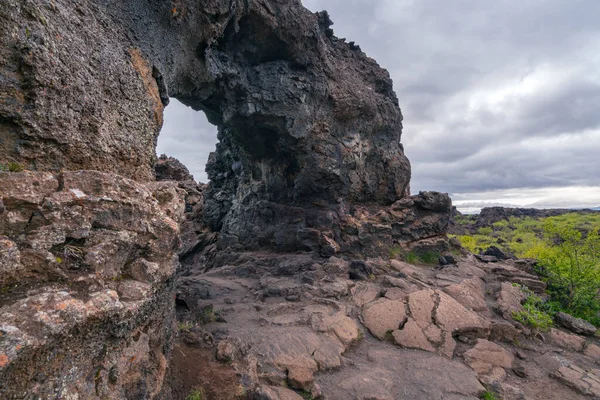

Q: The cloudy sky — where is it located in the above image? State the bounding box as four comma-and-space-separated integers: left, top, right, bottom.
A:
157, 0, 600, 212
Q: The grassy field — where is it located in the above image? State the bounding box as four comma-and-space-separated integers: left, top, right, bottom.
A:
452, 212, 600, 326
451, 212, 600, 257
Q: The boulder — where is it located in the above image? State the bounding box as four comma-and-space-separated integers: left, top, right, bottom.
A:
555, 312, 597, 336
349, 260, 375, 280
484, 246, 509, 260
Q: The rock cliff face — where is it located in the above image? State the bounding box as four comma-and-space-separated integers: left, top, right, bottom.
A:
0, 171, 184, 398
0, 0, 452, 398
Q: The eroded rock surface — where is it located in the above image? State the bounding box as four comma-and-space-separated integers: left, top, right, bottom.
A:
0, 171, 184, 398
167, 251, 600, 400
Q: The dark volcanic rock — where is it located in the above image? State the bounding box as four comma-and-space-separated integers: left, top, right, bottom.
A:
475, 254, 500, 263
155, 154, 195, 182
154, 156, 210, 270
439, 254, 457, 266
0, 0, 450, 258
555, 312, 597, 336
475, 207, 600, 229
484, 246, 510, 260
349, 260, 375, 280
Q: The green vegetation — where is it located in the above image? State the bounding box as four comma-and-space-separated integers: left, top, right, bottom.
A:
533, 222, 600, 325
385, 330, 395, 342
403, 250, 439, 265
0, 162, 25, 172
185, 389, 204, 400
512, 286, 553, 330
299, 391, 315, 400
480, 391, 498, 400
389, 246, 440, 265
389, 245, 403, 259
454, 212, 600, 326
451, 212, 600, 257
178, 321, 194, 332
198, 306, 223, 324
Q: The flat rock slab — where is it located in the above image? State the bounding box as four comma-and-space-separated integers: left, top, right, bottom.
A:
549, 328, 586, 352
317, 347, 485, 400
463, 339, 514, 382
445, 277, 488, 312
552, 362, 600, 397
361, 298, 407, 340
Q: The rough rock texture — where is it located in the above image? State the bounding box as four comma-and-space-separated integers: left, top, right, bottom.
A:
0, 171, 184, 398
0, 0, 452, 258
168, 249, 600, 399
154, 156, 208, 269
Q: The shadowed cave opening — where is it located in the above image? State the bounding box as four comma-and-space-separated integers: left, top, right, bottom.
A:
157, 98, 218, 183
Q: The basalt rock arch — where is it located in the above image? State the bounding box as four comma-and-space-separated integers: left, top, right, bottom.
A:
1, 0, 417, 255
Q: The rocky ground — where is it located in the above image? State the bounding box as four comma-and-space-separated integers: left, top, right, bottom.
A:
171, 250, 600, 400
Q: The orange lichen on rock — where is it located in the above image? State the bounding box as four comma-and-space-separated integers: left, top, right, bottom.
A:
0, 354, 9, 368
129, 48, 164, 127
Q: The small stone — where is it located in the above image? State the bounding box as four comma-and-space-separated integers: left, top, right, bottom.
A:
515, 350, 528, 360
349, 260, 375, 280
255, 385, 304, 400
288, 367, 314, 391
216, 340, 238, 363
512, 364, 528, 378
490, 321, 521, 343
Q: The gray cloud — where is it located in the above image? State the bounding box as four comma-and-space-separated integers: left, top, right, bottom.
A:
160, 0, 600, 207
157, 99, 217, 182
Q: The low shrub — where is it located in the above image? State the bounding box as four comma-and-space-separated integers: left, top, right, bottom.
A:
0, 162, 25, 172
185, 389, 204, 400
512, 287, 553, 330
